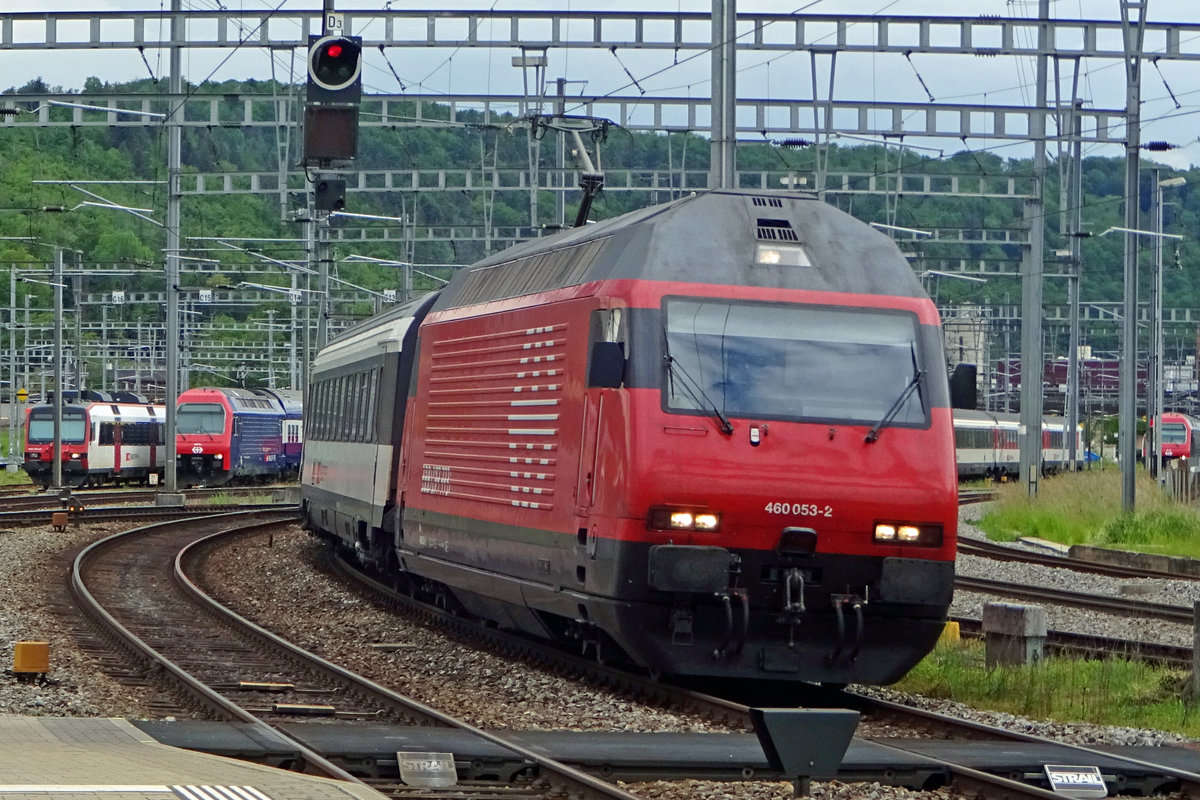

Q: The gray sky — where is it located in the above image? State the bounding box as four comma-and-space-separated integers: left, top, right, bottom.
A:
3, 1, 1200, 169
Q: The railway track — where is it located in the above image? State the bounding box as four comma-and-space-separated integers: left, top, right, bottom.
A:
0, 502, 299, 526
958, 537, 1198, 582
68, 512, 651, 800
0, 484, 297, 513
954, 574, 1195, 624
325, 542, 1200, 799
55, 507, 1200, 800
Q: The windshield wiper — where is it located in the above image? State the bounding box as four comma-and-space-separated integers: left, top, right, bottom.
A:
865, 370, 924, 443
663, 340, 734, 436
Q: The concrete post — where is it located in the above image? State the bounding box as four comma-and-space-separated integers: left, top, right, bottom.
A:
982, 602, 1047, 668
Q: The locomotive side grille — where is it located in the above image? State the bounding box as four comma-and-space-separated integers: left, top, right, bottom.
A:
452, 238, 608, 308
752, 196, 784, 208
420, 322, 569, 510
756, 218, 800, 242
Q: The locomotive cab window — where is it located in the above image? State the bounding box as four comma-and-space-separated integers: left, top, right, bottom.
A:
177, 403, 226, 435
27, 407, 87, 443
663, 299, 928, 427
1161, 422, 1188, 444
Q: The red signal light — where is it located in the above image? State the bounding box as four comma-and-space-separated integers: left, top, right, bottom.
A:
307, 34, 362, 100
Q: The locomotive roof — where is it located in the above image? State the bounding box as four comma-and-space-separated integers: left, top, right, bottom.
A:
431, 189, 926, 312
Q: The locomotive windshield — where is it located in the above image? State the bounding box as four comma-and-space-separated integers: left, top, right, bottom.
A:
27, 407, 87, 443
177, 403, 226, 435
1161, 422, 1188, 444
663, 299, 927, 427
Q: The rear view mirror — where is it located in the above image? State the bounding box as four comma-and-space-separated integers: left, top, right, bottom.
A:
588, 341, 625, 388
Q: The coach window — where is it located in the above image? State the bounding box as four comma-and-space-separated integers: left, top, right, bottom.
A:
314, 381, 328, 439
356, 373, 369, 441
350, 375, 362, 441
324, 380, 334, 439
366, 369, 379, 441
333, 376, 348, 441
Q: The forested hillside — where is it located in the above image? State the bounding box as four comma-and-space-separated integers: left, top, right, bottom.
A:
2, 76, 1197, 330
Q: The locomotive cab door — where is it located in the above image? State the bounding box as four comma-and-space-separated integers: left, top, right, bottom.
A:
576, 308, 626, 516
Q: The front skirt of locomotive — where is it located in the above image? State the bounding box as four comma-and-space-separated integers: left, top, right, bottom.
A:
590, 545, 954, 686
176, 454, 232, 487
21, 459, 87, 488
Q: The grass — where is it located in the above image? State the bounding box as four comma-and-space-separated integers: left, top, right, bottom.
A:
0, 468, 31, 486
974, 467, 1200, 558
899, 467, 1200, 735
197, 491, 273, 505
894, 639, 1200, 736
0, 430, 31, 486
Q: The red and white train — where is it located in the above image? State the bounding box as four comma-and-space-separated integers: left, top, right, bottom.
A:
1143, 411, 1200, 464
23, 393, 165, 488
301, 189, 959, 686
953, 410, 1083, 480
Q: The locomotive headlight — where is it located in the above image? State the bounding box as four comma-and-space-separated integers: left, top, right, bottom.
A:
874, 521, 942, 547
648, 506, 722, 532
670, 511, 695, 529
754, 243, 812, 267
70, 452, 81, 460
214, 454, 223, 461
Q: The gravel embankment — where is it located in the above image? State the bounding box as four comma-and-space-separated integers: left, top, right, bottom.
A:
0, 507, 1196, 800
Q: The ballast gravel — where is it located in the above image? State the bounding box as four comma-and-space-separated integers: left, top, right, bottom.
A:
0, 505, 1196, 800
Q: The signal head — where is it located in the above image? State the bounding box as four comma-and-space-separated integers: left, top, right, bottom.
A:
307, 34, 362, 104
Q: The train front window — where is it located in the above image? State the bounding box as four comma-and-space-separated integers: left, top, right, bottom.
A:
27, 408, 87, 443
1161, 423, 1188, 444
177, 403, 226, 435
663, 299, 927, 426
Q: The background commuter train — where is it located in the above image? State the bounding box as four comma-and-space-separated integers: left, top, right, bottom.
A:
23, 392, 165, 488
302, 188, 959, 686
176, 387, 303, 486
1143, 411, 1200, 463
953, 410, 1083, 480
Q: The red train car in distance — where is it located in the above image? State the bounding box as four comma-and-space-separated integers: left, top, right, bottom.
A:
1152, 412, 1200, 462
23, 397, 165, 488
176, 387, 301, 486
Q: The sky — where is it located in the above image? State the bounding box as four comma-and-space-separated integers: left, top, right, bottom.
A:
3, 1, 1200, 170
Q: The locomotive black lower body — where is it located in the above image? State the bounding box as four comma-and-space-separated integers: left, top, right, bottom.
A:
176, 454, 232, 487
395, 510, 954, 685
22, 460, 87, 488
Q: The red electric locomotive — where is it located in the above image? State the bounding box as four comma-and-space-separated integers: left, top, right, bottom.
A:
303, 189, 958, 685
176, 386, 302, 486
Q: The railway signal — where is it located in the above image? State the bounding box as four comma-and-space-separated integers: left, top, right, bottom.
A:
305, 34, 361, 164
306, 34, 362, 105
314, 178, 346, 212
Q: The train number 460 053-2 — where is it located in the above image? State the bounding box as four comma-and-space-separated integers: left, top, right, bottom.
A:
764, 502, 833, 517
